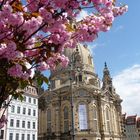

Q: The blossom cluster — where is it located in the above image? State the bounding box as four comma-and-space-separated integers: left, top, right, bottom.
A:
0, 0, 127, 105
0, 115, 7, 129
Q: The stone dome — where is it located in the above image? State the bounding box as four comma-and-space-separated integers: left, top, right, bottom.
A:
64, 43, 95, 72
50, 43, 95, 79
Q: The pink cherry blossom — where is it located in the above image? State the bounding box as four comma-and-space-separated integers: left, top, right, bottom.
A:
0, 0, 128, 121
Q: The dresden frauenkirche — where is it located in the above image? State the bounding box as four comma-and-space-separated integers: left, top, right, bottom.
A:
38, 44, 124, 140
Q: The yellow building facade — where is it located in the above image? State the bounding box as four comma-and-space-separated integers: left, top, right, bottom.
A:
38, 44, 123, 140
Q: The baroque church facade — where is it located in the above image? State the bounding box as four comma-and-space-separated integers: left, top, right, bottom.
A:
38, 44, 124, 140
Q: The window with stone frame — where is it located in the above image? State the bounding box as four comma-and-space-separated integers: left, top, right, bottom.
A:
28, 109, 31, 115
93, 106, 98, 132
33, 122, 36, 129
24, 96, 26, 102
47, 109, 51, 132
78, 104, 88, 130
27, 134, 30, 140
16, 120, 20, 127
33, 110, 36, 116
15, 133, 19, 140
22, 121, 25, 128
11, 105, 15, 113
32, 134, 35, 140
106, 107, 110, 132
10, 119, 14, 127
0, 130, 4, 139
64, 106, 69, 132
33, 99, 36, 104
9, 133, 13, 140
21, 134, 25, 140
28, 97, 31, 103
28, 121, 30, 129
113, 109, 117, 133
23, 108, 26, 115
17, 106, 20, 114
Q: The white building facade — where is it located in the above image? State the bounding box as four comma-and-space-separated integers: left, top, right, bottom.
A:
6, 86, 38, 140
123, 115, 140, 140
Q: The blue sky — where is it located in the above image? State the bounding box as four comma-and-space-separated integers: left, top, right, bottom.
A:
91, 0, 140, 116
92, 0, 140, 77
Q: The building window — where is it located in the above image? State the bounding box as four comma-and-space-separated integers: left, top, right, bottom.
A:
22, 121, 25, 128
113, 109, 117, 132
33, 99, 36, 104
106, 107, 110, 132
64, 106, 69, 132
28, 109, 31, 115
28, 121, 30, 129
11, 105, 15, 113
27, 134, 30, 140
28, 97, 31, 103
23, 108, 26, 115
15, 133, 19, 140
16, 120, 20, 127
33, 122, 36, 129
10, 119, 14, 127
21, 134, 25, 140
78, 104, 88, 130
24, 96, 26, 102
93, 107, 98, 131
17, 106, 20, 114
32, 134, 35, 140
33, 110, 36, 116
9, 133, 13, 140
47, 109, 51, 132
0, 130, 4, 139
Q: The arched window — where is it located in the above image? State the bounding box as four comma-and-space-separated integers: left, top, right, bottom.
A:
78, 104, 88, 130
47, 109, 51, 132
93, 107, 98, 131
64, 106, 69, 132
105, 107, 110, 132
113, 109, 117, 133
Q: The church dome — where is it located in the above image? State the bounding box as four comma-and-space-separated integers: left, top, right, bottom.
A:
51, 43, 95, 76
49, 44, 99, 90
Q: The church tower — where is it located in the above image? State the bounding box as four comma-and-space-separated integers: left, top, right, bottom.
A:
38, 44, 123, 140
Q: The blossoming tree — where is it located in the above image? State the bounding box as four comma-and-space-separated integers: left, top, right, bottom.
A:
0, 0, 127, 127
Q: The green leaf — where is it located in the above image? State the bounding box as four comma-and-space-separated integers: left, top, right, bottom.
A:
34, 42, 42, 48
37, 78, 43, 87
19, 80, 28, 89
42, 76, 49, 84
18, 93, 24, 101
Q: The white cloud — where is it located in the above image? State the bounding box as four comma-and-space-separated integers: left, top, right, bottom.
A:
113, 65, 140, 116
76, 10, 89, 21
